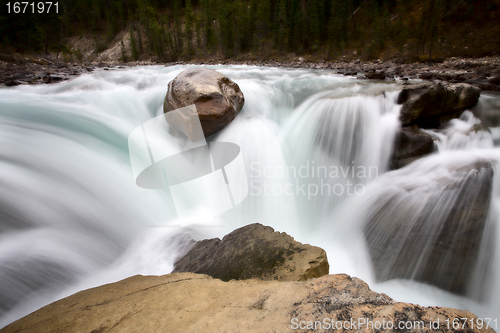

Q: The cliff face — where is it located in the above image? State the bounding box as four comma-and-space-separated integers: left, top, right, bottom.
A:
1, 272, 494, 333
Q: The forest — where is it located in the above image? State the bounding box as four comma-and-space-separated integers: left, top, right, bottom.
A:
1, 0, 499, 62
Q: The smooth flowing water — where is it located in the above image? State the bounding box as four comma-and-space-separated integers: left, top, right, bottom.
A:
0, 65, 499, 327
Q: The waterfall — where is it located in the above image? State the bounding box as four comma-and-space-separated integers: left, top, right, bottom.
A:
280, 87, 400, 223
0, 65, 499, 327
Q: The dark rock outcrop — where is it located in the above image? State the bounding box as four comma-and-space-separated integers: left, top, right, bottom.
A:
173, 223, 329, 282
419, 72, 435, 80
391, 126, 436, 169
488, 76, 500, 85
365, 71, 386, 80
1, 273, 494, 333
398, 82, 481, 128
365, 159, 494, 295
164, 67, 245, 137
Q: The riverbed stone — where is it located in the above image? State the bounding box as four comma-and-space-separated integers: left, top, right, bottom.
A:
164, 67, 245, 137
173, 223, 329, 282
397, 82, 481, 128
365, 71, 386, 80
391, 126, 436, 169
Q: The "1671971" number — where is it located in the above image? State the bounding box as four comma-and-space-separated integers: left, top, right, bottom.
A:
6, 2, 58, 14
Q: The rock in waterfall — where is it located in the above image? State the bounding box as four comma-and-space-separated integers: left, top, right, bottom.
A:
391, 126, 436, 169
398, 82, 481, 128
173, 223, 329, 282
364, 158, 493, 295
164, 67, 245, 137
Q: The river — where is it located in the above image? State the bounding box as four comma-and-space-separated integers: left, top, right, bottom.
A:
0, 65, 499, 327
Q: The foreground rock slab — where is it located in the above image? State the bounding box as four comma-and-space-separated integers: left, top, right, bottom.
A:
173, 223, 329, 281
164, 67, 244, 137
398, 82, 481, 128
1, 273, 494, 333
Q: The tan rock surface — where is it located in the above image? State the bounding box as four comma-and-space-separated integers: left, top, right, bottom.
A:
1, 273, 494, 333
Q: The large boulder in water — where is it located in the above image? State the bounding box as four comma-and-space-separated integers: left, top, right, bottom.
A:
391, 126, 436, 169
164, 67, 245, 137
398, 82, 481, 128
364, 158, 494, 295
2, 273, 494, 333
173, 223, 329, 281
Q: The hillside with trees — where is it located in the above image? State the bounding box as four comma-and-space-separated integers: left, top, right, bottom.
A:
1, 0, 500, 63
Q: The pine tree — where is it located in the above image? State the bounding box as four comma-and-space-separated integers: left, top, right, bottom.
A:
137, 27, 143, 53
195, 17, 203, 50
328, 0, 346, 56
90, 0, 101, 32
254, 0, 271, 55
218, 0, 235, 57
307, 0, 321, 51
185, 0, 195, 57
393, 0, 408, 50
276, 0, 288, 51
427, 0, 444, 60
129, 27, 139, 60
120, 39, 128, 62
202, 0, 217, 53
288, 0, 301, 52
173, 0, 184, 57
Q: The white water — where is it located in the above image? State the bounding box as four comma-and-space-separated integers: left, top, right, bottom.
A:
0, 65, 499, 327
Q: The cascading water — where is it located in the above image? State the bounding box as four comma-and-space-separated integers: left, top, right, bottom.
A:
280, 87, 401, 222
0, 65, 499, 327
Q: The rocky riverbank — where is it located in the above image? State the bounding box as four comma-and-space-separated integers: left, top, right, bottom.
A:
1, 55, 500, 91
183, 56, 500, 92
0, 54, 153, 86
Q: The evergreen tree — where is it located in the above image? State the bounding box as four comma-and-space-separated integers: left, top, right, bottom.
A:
328, 0, 346, 56
276, 0, 288, 51
185, 0, 195, 57
173, 0, 184, 57
137, 27, 143, 53
427, 0, 444, 59
202, 0, 217, 53
217, 0, 235, 57
288, 0, 301, 52
307, 0, 321, 51
254, 0, 271, 55
129, 27, 139, 60
1, 0, 498, 62
120, 39, 128, 62
195, 17, 203, 50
